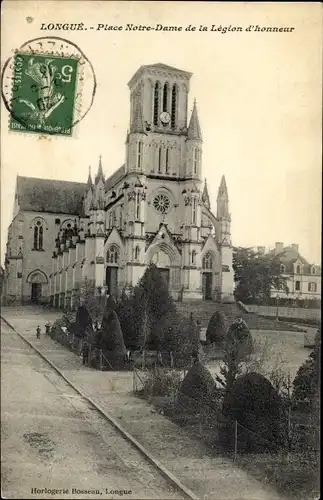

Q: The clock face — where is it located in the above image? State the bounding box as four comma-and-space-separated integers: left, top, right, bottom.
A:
160, 111, 170, 124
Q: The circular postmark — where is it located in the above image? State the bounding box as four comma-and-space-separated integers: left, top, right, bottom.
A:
1, 36, 96, 137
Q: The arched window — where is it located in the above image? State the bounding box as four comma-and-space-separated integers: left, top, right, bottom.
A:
203, 252, 213, 270
192, 198, 197, 224
137, 141, 143, 169
191, 250, 196, 265
33, 221, 43, 250
163, 82, 169, 112
296, 265, 301, 274
171, 84, 177, 129
158, 147, 162, 173
193, 148, 199, 175
136, 192, 140, 220
153, 82, 160, 125
165, 148, 169, 174
134, 245, 140, 260
107, 245, 119, 264
280, 264, 285, 273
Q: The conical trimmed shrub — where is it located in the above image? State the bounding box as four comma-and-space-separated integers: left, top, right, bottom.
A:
178, 361, 217, 413
100, 309, 127, 357
75, 305, 93, 338
206, 311, 227, 345
221, 372, 282, 453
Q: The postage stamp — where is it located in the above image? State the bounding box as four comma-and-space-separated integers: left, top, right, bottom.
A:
10, 52, 79, 136
1, 37, 96, 137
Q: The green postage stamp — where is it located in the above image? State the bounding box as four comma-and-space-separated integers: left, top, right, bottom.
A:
2, 37, 96, 137
10, 53, 78, 136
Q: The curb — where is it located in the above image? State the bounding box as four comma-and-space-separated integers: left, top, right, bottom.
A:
1, 315, 200, 500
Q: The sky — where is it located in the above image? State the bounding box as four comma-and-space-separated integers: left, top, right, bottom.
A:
1, 1, 322, 265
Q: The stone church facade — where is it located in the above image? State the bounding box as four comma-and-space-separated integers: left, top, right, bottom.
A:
4, 63, 234, 306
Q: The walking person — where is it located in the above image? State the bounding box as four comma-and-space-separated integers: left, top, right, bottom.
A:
45, 322, 51, 335
36, 325, 41, 339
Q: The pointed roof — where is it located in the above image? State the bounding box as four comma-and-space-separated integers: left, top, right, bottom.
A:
202, 178, 210, 208
95, 155, 105, 184
217, 175, 228, 199
130, 98, 146, 134
86, 166, 93, 190
187, 99, 202, 141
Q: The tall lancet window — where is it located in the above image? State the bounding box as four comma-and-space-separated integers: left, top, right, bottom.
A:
171, 84, 177, 129
193, 148, 199, 175
165, 148, 169, 174
137, 141, 143, 170
136, 192, 141, 220
33, 221, 43, 250
163, 83, 168, 112
158, 147, 162, 173
192, 198, 197, 224
154, 82, 160, 125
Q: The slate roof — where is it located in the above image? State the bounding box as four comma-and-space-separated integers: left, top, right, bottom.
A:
16, 176, 86, 215
268, 246, 321, 275
104, 165, 126, 192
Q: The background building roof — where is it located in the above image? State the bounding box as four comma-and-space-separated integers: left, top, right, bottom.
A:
16, 176, 86, 215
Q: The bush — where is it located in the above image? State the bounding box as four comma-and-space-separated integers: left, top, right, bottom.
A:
292, 329, 320, 413
178, 362, 218, 413
226, 318, 253, 356
143, 368, 182, 398
221, 372, 282, 453
206, 311, 227, 345
99, 308, 127, 357
74, 305, 93, 338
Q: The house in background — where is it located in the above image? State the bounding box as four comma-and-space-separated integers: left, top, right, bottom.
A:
257, 242, 321, 304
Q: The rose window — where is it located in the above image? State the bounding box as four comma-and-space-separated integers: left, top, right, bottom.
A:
153, 194, 171, 214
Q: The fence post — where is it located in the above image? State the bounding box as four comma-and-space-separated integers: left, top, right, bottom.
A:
234, 420, 238, 461
100, 349, 103, 371
88, 344, 91, 366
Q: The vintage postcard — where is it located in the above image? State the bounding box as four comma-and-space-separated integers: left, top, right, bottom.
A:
1, 2, 321, 500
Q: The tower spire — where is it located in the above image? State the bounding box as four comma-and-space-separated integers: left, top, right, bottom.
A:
95, 155, 105, 184
87, 166, 93, 189
217, 175, 230, 220
130, 96, 146, 134
202, 178, 210, 209
187, 99, 202, 141
217, 175, 228, 199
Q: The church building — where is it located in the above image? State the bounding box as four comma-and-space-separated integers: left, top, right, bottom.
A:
4, 63, 234, 306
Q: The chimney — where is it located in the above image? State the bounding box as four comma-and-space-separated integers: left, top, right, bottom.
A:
291, 244, 299, 253
275, 242, 284, 255
257, 246, 265, 256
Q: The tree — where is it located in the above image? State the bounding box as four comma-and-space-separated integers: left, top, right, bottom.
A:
222, 372, 282, 453
116, 291, 138, 349
293, 328, 321, 413
130, 263, 176, 348
233, 246, 288, 304
206, 311, 227, 345
215, 319, 253, 394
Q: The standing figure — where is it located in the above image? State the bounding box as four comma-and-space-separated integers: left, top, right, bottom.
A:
45, 322, 51, 335
82, 341, 90, 366
36, 326, 41, 339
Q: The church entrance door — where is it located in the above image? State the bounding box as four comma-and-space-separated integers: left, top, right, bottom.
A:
31, 283, 42, 303
106, 267, 118, 297
202, 273, 212, 300
158, 268, 170, 290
